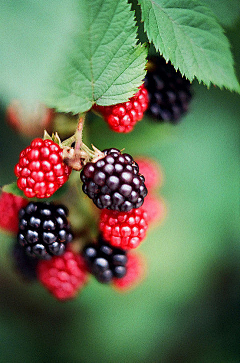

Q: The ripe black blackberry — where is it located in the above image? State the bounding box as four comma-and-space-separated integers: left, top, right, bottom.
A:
144, 55, 192, 123
82, 237, 127, 283
17, 202, 73, 259
12, 242, 38, 281
80, 148, 148, 212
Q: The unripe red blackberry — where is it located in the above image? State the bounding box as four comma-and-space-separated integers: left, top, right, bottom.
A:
37, 249, 89, 300
142, 194, 166, 227
99, 208, 148, 250
134, 156, 163, 191
93, 85, 148, 133
82, 237, 127, 284
6, 100, 54, 137
17, 202, 73, 259
113, 252, 147, 292
14, 138, 72, 199
144, 56, 192, 123
0, 192, 28, 234
80, 148, 148, 212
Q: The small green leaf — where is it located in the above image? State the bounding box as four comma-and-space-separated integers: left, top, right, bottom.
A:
138, 0, 240, 92
2, 182, 68, 201
46, 0, 147, 114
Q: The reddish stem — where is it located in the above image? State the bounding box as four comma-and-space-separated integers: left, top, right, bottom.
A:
75, 114, 85, 151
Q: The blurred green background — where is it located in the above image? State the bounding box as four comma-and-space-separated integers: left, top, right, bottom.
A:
0, 2, 240, 362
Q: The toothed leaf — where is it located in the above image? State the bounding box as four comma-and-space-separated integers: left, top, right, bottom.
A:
138, 0, 240, 92
46, 0, 147, 114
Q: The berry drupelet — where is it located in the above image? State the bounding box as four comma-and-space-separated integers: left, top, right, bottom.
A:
17, 202, 73, 259
99, 208, 148, 250
144, 56, 192, 123
82, 237, 127, 284
14, 138, 72, 199
93, 84, 149, 133
80, 148, 148, 212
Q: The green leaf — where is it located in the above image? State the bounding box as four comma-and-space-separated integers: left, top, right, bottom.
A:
138, 0, 240, 92
2, 182, 68, 201
201, 0, 240, 28
45, 0, 147, 114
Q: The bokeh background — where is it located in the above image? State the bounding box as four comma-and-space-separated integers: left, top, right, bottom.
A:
0, 2, 240, 362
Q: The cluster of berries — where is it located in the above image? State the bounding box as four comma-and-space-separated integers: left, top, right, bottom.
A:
6, 56, 193, 139
1, 56, 177, 301
1, 133, 166, 299
1, 140, 165, 300
7, 198, 147, 300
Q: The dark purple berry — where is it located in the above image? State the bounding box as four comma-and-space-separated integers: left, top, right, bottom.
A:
12, 243, 38, 281
80, 149, 148, 212
17, 202, 73, 259
144, 56, 192, 123
82, 237, 128, 284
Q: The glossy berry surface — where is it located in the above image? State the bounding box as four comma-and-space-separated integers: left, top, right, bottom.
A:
113, 252, 146, 292
0, 192, 28, 233
37, 249, 89, 300
14, 138, 72, 198
93, 84, 148, 133
144, 56, 192, 123
80, 148, 148, 212
17, 202, 73, 259
82, 237, 127, 283
12, 242, 38, 281
99, 208, 148, 250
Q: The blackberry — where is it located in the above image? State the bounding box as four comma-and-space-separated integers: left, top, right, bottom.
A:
17, 202, 73, 259
82, 237, 127, 283
144, 56, 192, 123
12, 243, 38, 281
80, 148, 148, 212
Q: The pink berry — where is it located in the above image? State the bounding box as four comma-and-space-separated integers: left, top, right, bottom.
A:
6, 100, 54, 137
93, 84, 149, 133
37, 249, 89, 301
0, 192, 28, 233
14, 138, 72, 199
112, 252, 147, 292
135, 156, 163, 191
99, 208, 148, 250
141, 194, 166, 227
